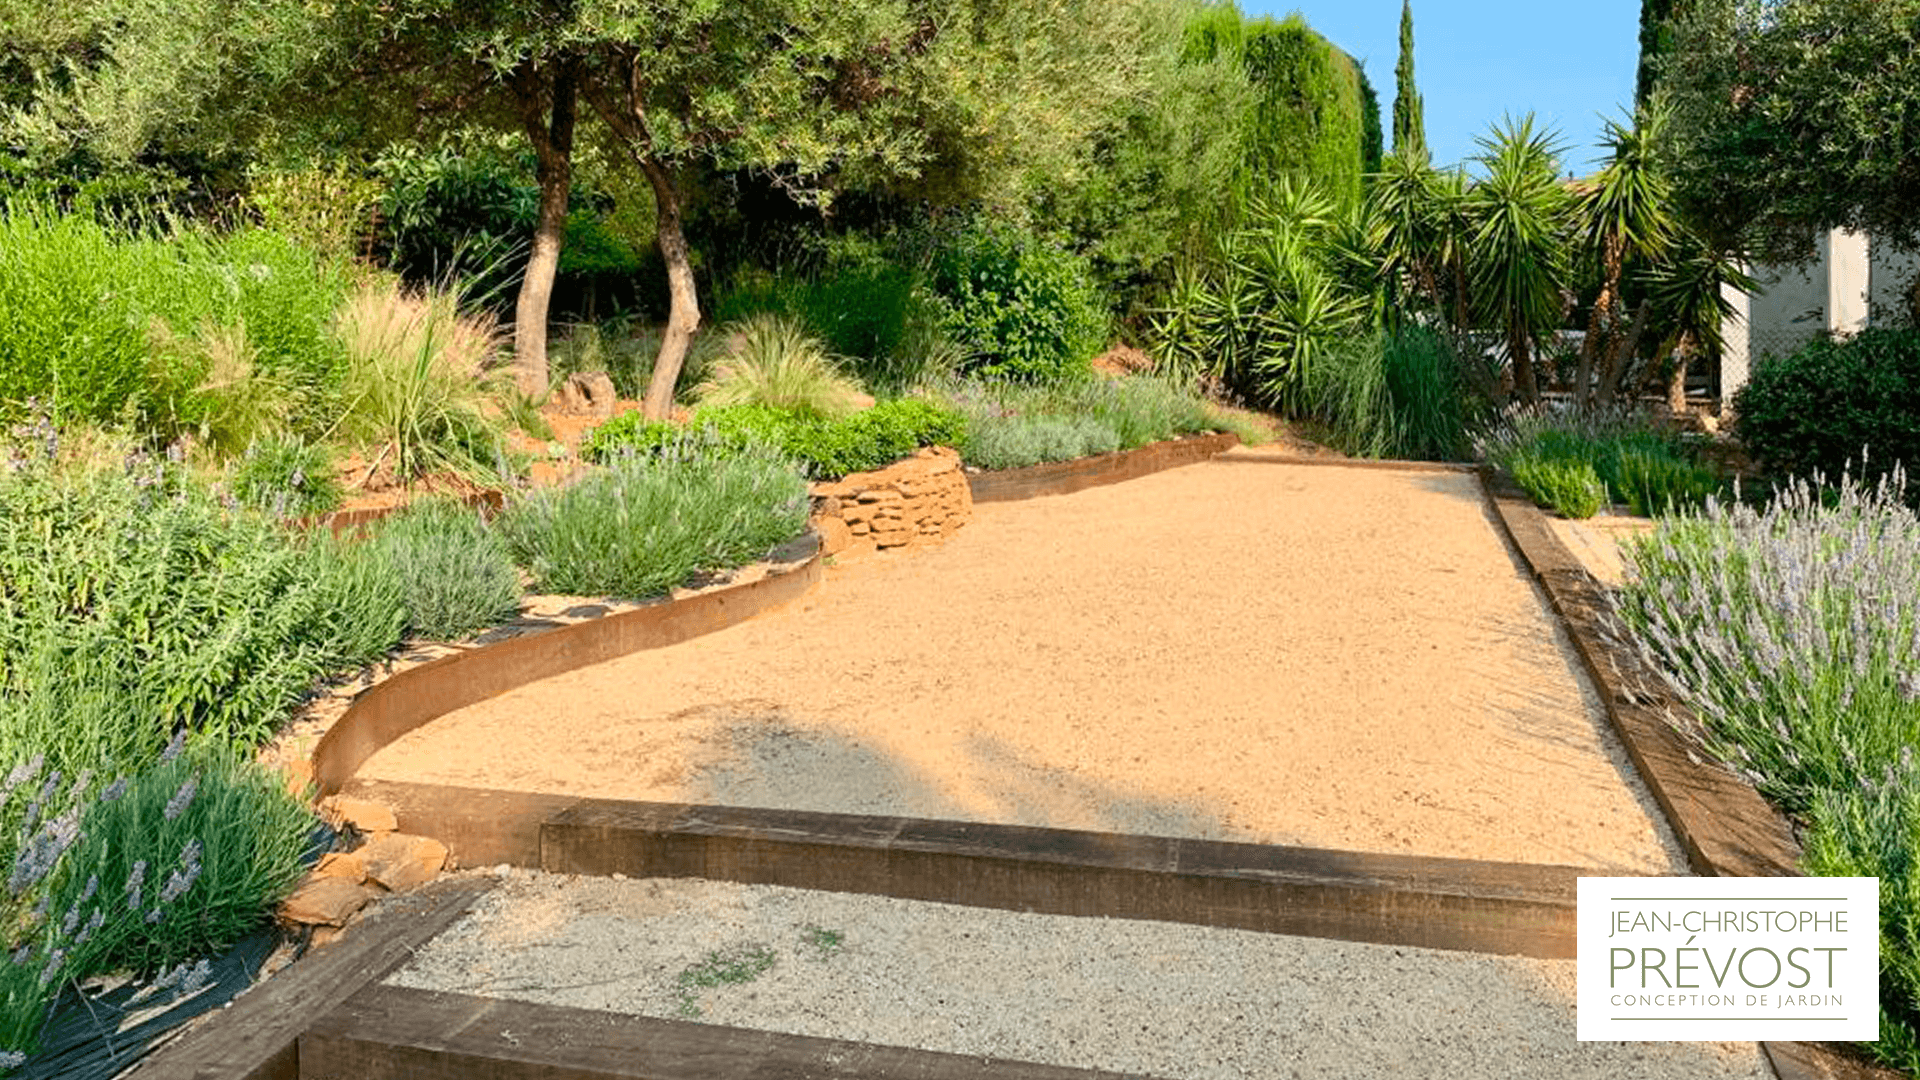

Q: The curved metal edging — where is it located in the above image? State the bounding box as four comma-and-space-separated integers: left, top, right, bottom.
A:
310, 533, 823, 796
965, 432, 1240, 503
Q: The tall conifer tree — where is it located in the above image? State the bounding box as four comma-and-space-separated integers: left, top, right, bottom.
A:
1391, 0, 1425, 158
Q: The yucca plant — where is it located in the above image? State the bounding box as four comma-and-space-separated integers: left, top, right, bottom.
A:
693, 314, 868, 420
328, 280, 510, 484
1574, 107, 1676, 409
1467, 114, 1577, 405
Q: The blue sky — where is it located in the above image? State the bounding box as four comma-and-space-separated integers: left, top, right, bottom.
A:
1246, 1, 1644, 175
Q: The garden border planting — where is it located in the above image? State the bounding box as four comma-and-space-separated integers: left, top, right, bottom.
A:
965, 432, 1239, 502
1475, 466, 1888, 1080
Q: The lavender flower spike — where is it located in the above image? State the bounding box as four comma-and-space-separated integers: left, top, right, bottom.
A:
163, 776, 198, 821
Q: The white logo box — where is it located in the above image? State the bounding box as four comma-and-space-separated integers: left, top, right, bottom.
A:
1576, 876, 1879, 1042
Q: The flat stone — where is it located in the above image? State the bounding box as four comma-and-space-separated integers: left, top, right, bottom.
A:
328, 797, 397, 834
314, 851, 367, 883
360, 833, 449, 893
815, 516, 853, 556
281, 875, 374, 927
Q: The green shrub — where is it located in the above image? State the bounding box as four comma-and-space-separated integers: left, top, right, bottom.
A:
695, 315, 867, 419
1802, 784, 1920, 1075
550, 320, 663, 401
1734, 328, 1920, 493
361, 499, 521, 641
54, 745, 313, 974
1509, 453, 1607, 518
1480, 406, 1721, 516
962, 414, 1124, 470
1615, 472, 1920, 1070
230, 435, 341, 519
500, 443, 809, 599
927, 224, 1108, 383
0, 743, 314, 1064
1613, 446, 1720, 517
581, 399, 967, 480
0, 453, 406, 766
937, 375, 1231, 469
0, 206, 352, 438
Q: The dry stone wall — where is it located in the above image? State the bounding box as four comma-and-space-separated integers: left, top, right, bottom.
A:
811, 446, 971, 556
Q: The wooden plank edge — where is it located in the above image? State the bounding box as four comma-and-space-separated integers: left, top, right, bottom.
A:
129, 876, 493, 1080
302, 983, 1164, 1080
1210, 453, 1478, 473
537, 795, 1578, 959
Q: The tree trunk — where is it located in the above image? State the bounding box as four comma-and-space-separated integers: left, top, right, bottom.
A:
581, 63, 702, 421
639, 156, 699, 421
1576, 240, 1623, 412
1509, 322, 1538, 405
509, 58, 580, 401
1596, 299, 1653, 406
1666, 331, 1694, 415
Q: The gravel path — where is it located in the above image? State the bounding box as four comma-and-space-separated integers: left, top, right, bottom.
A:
390, 873, 1769, 1080
362, 458, 1682, 872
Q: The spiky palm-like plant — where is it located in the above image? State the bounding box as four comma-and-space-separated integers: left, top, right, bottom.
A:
1639, 233, 1758, 412
1468, 115, 1576, 405
1576, 107, 1677, 408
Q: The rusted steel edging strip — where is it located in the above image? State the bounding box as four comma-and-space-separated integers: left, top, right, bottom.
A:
1472, 466, 1893, 1080
310, 533, 823, 796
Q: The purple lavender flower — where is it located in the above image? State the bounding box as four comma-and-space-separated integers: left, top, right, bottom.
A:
163, 775, 198, 821
124, 860, 147, 911
160, 729, 185, 764
100, 775, 129, 802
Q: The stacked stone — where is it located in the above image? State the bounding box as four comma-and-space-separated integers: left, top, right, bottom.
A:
811, 446, 972, 556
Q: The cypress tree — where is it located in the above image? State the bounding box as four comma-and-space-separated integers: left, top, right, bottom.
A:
1391, 0, 1425, 158
1635, 0, 1678, 107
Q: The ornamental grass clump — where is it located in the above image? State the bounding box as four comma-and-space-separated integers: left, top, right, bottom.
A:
1616, 466, 1920, 1071
501, 437, 809, 599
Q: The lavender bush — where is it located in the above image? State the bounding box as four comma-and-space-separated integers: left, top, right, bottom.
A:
1614, 468, 1920, 814
0, 736, 310, 1070
1615, 466, 1920, 1071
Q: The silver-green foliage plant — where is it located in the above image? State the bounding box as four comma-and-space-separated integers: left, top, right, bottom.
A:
0, 430, 405, 766
1307, 326, 1469, 461
501, 438, 810, 599
0, 737, 312, 1069
1614, 468, 1920, 1070
939, 375, 1229, 470
360, 499, 522, 642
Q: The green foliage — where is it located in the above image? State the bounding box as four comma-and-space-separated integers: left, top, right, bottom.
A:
0, 206, 352, 436
1307, 326, 1470, 461
0, 451, 405, 767
694, 315, 867, 419
938, 375, 1230, 469
246, 162, 383, 263
672, 943, 777, 1018
1480, 406, 1721, 517
1238, 15, 1367, 210
1467, 115, 1575, 401
229, 435, 341, 519
549, 320, 666, 402
1509, 454, 1607, 518
0, 742, 315, 1064
500, 442, 809, 599
1657, 0, 1920, 258
330, 280, 511, 484
1733, 329, 1920, 494
1615, 471, 1920, 1069
1802, 784, 1920, 1076
927, 224, 1108, 383
1149, 181, 1379, 411
1392, 0, 1425, 159
53, 745, 313, 975
582, 399, 967, 480
361, 499, 521, 641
